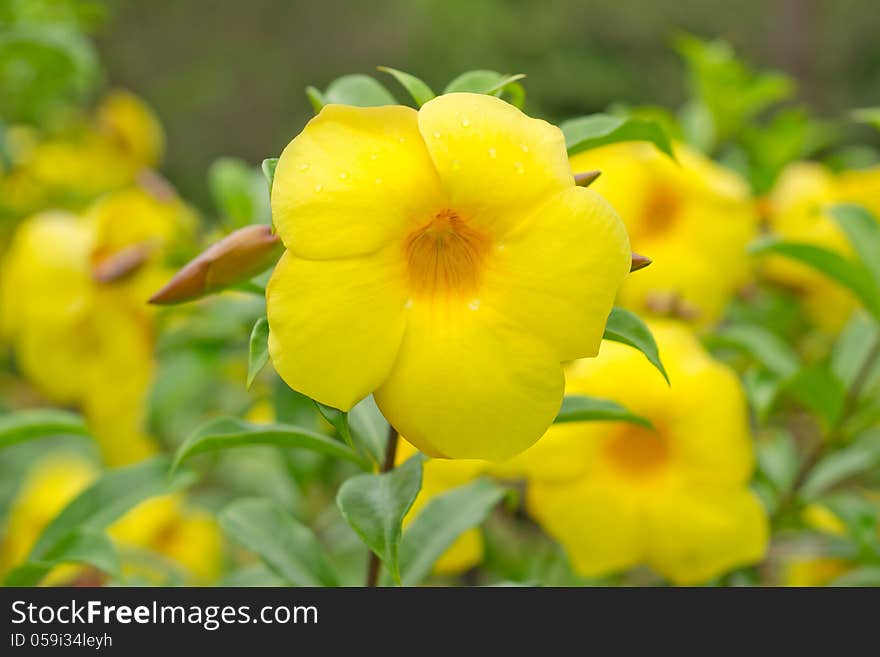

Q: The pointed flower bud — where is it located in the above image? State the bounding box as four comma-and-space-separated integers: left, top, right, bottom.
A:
91, 243, 153, 283
630, 253, 652, 272
149, 224, 282, 305
574, 170, 602, 187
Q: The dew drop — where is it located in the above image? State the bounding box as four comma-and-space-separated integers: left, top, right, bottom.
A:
298, 163, 310, 172
404, 299, 414, 309
375, 178, 383, 185
398, 136, 407, 143
370, 153, 379, 161
338, 172, 348, 180
461, 118, 471, 128
514, 162, 525, 174
314, 183, 323, 192
451, 159, 462, 171
433, 131, 441, 139
468, 299, 481, 311
520, 144, 530, 153
488, 147, 497, 159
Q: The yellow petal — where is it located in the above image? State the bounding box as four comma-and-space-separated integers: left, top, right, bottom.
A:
267, 249, 407, 411
417, 93, 572, 236
271, 104, 445, 259
483, 186, 630, 360
375, 303, 564, 461
644, 484, 769, 585
526, 478, 644, 578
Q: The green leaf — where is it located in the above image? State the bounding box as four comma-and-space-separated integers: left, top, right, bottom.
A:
444, 70, 521, 95
706, 324, 800, 378
246, 316, 270, 389
208, 157, 264, 228
336, 454, 423, 584
219, 498, 338, 586
829, 566, 880, 587
347, 395, 389, 465
261, 157, 278, 193
801, 430, 880, 500
851, 107, 880, 131
399, 478, 505, 586
0, 409, 90, 450
754, 431, 799, 507
5, 530, 121, 586
783, 365, 846, 428
749, 238, 880, 318
603, 307, 669, 383
829, 204, 880, 290
742, 367, 782, 423
6, 457, 190, 586
172, 416, 363, 472
323, 74, 395, 107
304, 86, 324, 113
561, 114, 675, 159
554, 395, 652, 428
377, 66, 435, 106
314, 402, 356, 453
831, 312, 880, 398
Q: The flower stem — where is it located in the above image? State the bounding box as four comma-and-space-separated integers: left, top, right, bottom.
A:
365, 423, 399, 587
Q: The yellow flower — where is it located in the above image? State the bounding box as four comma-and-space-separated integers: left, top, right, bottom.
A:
507, 321, 768, 584
0, 185, 195, 464
0, 456, 223, 584
397, 441, 485, 576
267, 93, 631, 461
763, 162, 880, 332
783, 557, 851, 587
94, 90, 165, 170
0, 455, 97, 577
110, 495, 224, 584
571, 143, 757, 326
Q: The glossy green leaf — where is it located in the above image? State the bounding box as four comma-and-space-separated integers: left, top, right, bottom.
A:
5, 530, 120, 586
801, 430, 880, 500
208, 157, 263, 228
399, 478, 505, 585
829, 204, 880, 290
246, 316, 270, 389
323, 74, 395, 107
347, 395, 389, 465
706, 324, 800, 378
314, 402, 357, 453
562, 114, 675, 159
554, 395, 652, 428
443, 70, 525, 106
6, 457, 190, 586
261, 157, 278, 192
783, 365, 846, 428
305, 86, 324, 113
851, 107, 880, 131
750, 238, 880, 318
831, 312, 880, 398
219, 498, 338, 586
377, 66, 435, 106
0, 409, 90, 450
336, 454, 423, 584
172, 417, 363, 472
603, 307, 669, 383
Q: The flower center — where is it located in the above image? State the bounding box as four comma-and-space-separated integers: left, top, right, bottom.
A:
640, 185, 681, 239
604, 425, 669, 479
404, 209, 490, 298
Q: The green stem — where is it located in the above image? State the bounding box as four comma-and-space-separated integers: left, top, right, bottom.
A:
365, 424, 399, 587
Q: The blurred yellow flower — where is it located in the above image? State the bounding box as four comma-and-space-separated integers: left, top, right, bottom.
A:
571, 143, 757, 326
0, 455, 223, 584
95, 90, 166, 170
0, 184, 196, 464
506, 321, 768, 584
762, 162, 880, 332
783, 557, 851, 587
397, 441, 485, 575
267, 93, 631, 461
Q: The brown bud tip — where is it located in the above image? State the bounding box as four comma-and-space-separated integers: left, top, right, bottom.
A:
574, 170, 602, 187
630, 253, 652, 272
137, 169, 177, 202
149, 224, 282, 305
92, 244, 153, 283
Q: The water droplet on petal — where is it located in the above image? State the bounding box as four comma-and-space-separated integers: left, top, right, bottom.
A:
370, 153, 379, 160
375, 178, 383, 185
314, 183, 323, 192
451, 160, 462, 171
520, 144, 530, 153
514, 162, 525, 174
468, 299, 481, 311
298, 163, 310, 172
461, 118, 471, 127
433, 131, 441, 139
338, 172, 348, 180
488, 147, 497, 159
404, 299, 414, 309
398, 136, 407, 143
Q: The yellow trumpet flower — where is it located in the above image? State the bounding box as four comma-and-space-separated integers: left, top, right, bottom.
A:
507, 321, 768, 584
0, 184, 196, 464
267, 93, 631, 461
762, 162, 880, 332
571, 143, 758, 326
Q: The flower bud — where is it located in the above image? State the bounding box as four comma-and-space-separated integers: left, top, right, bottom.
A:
630, 253, 652, 272
149, 224, 282, 305
91, 244, 153, 283
574, 170, 602, 187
